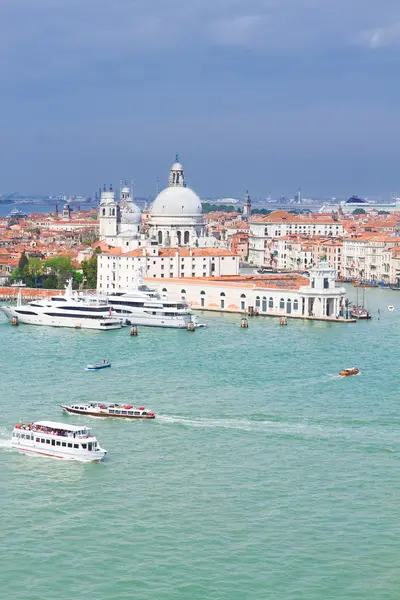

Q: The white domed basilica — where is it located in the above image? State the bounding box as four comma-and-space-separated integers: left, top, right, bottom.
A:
99, 183, 142, 250
148, 156, 205, 246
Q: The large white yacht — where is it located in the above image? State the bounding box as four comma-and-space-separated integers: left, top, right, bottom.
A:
0, 280, 122, 330
84, 270, 195, 329
12, 421, 107, 462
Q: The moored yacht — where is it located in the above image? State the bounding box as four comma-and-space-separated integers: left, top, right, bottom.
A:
0, 279, 122, 330
12, 421, 107, 461
81, 270, 195, 328
61, 402, 155, 419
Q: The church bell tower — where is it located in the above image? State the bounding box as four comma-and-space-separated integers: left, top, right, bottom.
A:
99, 185, 118, 239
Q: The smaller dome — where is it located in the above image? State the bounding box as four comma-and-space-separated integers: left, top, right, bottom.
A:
170, 161, 184, 172
121, 201, 141, 224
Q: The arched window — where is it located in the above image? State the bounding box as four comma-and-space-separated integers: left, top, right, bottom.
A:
102, 208, 106, 216
181, 288, 186, 300
262, 296, 267, 312
162, 288, 167, 292
280, 298, 285, 309
268, 297, 274, 308
286, 298, 292, 314
240, 293, 246, 311
158, 231, 163, 245
255, 296, 261, 308
184, 231, 190, 244
293, 299, 299, 311
240, 294, 246, 298
181, 289, 186, 294
177, 231, 182, 245
200, 290, 205, 307
220, 292, 225, 309
112, 208, 115, 216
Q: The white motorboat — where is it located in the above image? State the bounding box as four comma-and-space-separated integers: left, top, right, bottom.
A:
0, 279, 122, 330
61, 402, 155, 419
11, 421, 107, 462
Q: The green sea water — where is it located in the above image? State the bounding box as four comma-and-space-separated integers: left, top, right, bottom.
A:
0, 286, 399, 600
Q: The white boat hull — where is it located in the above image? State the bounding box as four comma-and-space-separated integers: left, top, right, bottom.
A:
121, 313, 192, 328
11, 442, 106, 462
0, 306, 121, 330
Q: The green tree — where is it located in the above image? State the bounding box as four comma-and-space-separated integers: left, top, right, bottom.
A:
201, 203, 238, 213
81, 252, 99, 289
27, 258, 44, 287
353, 208, 366, 215
44, 256, 74, 288
18, 251, 29, 272
43, 273, 58, 289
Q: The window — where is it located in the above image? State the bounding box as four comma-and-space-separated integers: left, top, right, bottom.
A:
279, 298, 285, 309
82, 444, 87, 449
293, 299, 299, 311
41, 438, 45, 443
74, 444, 79, 449
56, 441, 61, 446
256, 296, 260, 308
269, 297, 274, 308
62, 442, 66, 447
46, 439, 50, 444
262, 297, 267, 312
184, 231, 190, 244
324, 278, 329, 289
68, 443, 72, 448
220, 292, 225, 309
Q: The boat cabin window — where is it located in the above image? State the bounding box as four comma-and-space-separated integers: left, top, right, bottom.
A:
134, 411, 140, 415
128, 411, 133, 415
68, 443, 72, 448
46, 439, 51, 444
82, 444, 87, 449
62, 442, 66, 447
121, 411, 127, 415
115, 410, 121, 415
88, 443, 93, 451
41, 438, 45, 443
56, 441, 61, 446
36, 437, 40, 442
109, 410, 115, 414
74, 444, 79, 449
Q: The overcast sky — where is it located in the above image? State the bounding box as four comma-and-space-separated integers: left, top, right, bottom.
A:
0, 0, 399, 198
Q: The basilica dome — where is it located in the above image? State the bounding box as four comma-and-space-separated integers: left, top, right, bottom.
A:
151, 186, 202, 216
121, 202, 142, 224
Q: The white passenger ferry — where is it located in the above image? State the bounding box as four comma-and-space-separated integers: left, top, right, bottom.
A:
61, 402, 155, 419
12, 421, 107, 461
0, 279, 122, 330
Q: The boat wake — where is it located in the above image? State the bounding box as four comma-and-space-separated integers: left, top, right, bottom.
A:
157, 414, 254, 431
156, 414, 398, 449
0, 427, 12, 450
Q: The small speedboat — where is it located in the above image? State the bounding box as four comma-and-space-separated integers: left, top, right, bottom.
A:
339, 368, 359, 377
85, 361, 111, 371
388, 305, 395, 312
61, 402, 155, 419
